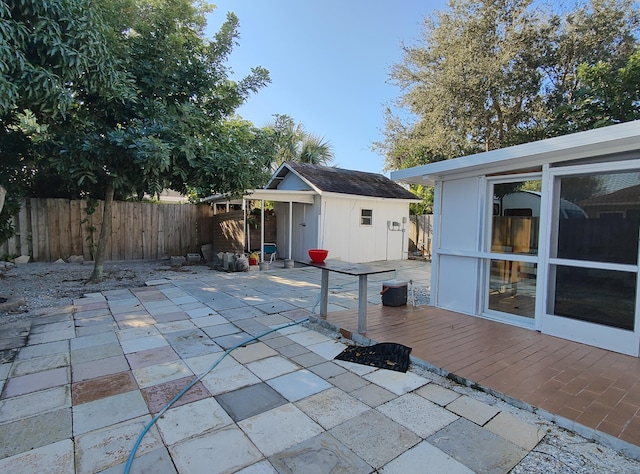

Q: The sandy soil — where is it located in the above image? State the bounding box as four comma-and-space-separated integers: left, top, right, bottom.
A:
0, 259, 216, 323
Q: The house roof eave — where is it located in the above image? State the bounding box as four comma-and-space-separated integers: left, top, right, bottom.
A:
319, 190, 422, 203
390, 121, 640, 185
202, 189, 316, 204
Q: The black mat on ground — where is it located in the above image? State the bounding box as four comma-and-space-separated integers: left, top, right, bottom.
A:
334, 342, 412, 372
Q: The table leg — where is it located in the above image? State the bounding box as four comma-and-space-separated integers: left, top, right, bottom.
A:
319, 268, 329, 318
358, 274, 367, 333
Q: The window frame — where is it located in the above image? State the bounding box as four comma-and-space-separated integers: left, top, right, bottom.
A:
360, 208, 373, 226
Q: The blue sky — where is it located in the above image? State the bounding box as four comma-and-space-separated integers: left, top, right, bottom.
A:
205, 1, 448, 175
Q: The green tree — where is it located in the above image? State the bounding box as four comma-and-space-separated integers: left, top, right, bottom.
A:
3, 0, 272, 280
381, 0, 544, 166
52, 1, 272, 281
267, 114, 334, 168
378, 0, 639, 213
541, 0, 638, 128
550, 48, 640, 133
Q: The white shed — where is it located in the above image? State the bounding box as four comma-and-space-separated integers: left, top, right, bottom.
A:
265, 162, 420, 263
391, 120, 640, 356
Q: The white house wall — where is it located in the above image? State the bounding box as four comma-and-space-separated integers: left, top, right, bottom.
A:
319, 196, 410, 263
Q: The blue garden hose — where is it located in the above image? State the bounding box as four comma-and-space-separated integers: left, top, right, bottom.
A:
124, 317, 309, 474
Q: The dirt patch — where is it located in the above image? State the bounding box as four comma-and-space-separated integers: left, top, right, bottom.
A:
0, 260, 216, 324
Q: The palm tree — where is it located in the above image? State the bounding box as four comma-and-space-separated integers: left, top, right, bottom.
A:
299, 134, 333, 165
267, 114, 334, 169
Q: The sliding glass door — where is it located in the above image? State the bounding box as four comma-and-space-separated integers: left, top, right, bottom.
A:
484, 178, 541, 327
544, 166, 640, 355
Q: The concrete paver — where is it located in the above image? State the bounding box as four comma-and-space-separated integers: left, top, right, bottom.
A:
268, 432, 372, 473
485, 411, 547, 451
329, 409, 421, 469
416, 381, 462, 406
266, 369, 332, 402
427, 418, 528, 473
238, 404, 324, 458
169, 425, 263, 473
446, 394, 501, 426
0, 439, 75, 474
155, 397, 233, 446
216, 382, 288, 422
380, 441, 474, 474
378, 392, 459, 438
295, 386, 370, 430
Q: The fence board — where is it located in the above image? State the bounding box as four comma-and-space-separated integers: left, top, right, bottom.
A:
58, 199, 71, 260
33, 199, 48, 261
18, 202, 31, 257
69, 200, 82, 256
409, 215, 433, 258
125, 202, 133, 261
132, 203, 141, 259
197, 205, 214, 247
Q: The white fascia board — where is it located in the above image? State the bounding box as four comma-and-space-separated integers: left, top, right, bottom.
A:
202, 189, 316, 204
265, 162, 324, 194
201, 193, 235, 203
390, 120, 640, 185
244, 189, 315, 203
319, 190, 422, 203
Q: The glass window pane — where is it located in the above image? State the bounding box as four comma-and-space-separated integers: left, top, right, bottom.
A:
489, 259, 537, 318
361, 209, 372, 226
552, 266, 636, 330
557, 172, 640, 264
491, 181, 541, 255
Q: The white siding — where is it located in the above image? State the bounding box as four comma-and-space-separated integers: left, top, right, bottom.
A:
439, 177, 480, 251
436, 255, 478, 314
320, 196, 410, 263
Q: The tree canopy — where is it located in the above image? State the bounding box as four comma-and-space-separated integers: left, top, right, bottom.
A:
1, 0, 274, 280
0, 0, 131, 244
377, 0, 640, 176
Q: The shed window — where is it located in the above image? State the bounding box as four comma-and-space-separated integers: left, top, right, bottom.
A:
361, 209, 373, 225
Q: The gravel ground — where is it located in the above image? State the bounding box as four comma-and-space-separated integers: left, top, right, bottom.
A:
0, 259, 216, 323
1, 259, 640, 472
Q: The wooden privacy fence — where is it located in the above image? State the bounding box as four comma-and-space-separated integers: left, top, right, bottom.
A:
1, 198, 213, 262
210, 210, 277, 254
408, 214, 433, 259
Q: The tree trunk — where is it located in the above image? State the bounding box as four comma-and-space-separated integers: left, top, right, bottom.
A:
0, 185, 6, 214
89, 181, 115, 283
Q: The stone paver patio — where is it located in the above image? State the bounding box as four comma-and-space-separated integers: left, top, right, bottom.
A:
0, 260, 628, 472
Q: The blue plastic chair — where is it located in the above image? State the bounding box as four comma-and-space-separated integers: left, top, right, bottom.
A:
263, 243, 277, 263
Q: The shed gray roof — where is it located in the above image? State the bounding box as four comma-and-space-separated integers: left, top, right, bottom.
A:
267, 162, 419, 200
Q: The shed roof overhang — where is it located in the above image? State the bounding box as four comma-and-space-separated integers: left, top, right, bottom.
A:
202, 189, 315, 204
390, 121, 640, 186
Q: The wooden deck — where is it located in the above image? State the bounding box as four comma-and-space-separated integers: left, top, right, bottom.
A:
324, 303, 640, 454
